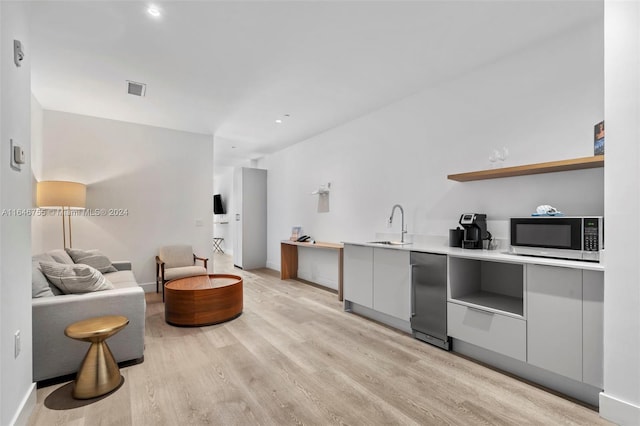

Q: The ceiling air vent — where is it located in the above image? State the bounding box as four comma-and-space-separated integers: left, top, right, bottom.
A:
126, 81, 146, 97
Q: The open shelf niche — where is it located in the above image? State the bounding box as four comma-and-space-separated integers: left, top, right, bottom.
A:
448, 257, 525, 318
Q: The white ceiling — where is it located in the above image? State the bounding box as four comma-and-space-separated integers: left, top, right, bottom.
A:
28, 1, 602, 168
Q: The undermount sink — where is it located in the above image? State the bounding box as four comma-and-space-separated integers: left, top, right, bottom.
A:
367, 241, 412, 246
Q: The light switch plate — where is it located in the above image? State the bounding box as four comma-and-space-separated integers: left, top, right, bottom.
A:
10, 139, 22, 171
14, 330, 20, 358
14, 40, 24, 67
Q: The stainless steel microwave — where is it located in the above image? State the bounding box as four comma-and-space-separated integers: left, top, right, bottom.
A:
510, 216, 603, 262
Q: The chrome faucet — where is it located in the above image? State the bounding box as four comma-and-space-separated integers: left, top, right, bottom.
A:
389, 204, 407, 243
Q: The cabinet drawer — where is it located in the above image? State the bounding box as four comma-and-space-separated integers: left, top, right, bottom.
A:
447, 302, 526, 361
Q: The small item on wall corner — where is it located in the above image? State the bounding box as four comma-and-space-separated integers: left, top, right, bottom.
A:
594, 120, 604, 156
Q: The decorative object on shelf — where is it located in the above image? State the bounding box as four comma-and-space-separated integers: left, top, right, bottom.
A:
311, 182, 331, 195
488, 147, 509, 169
447, 155, 604, 182
594, 121, 604, 156
36, 180, 87, 249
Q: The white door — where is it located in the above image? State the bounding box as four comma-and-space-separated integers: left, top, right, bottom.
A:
233, 168, 243, 267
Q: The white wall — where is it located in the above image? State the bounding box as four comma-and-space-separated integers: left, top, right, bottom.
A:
30, 95, 43, 196
263, 21, 604, 289
32, 111, 214, 287
213, 165, 234, 255
600, 1, 640, 424
1, 2, 36, 424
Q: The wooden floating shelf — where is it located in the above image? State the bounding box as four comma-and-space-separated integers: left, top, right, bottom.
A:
447, 155, 604, 182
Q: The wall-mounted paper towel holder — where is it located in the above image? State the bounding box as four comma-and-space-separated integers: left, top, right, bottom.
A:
311, 182, 331, 195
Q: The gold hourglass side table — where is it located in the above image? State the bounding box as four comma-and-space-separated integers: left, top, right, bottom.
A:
64, 315, 129, 399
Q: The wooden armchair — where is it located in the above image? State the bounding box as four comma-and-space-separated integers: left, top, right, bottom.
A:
156, 245, 208, 300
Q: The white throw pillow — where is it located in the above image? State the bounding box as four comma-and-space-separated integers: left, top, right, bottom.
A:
39, 261, 114, 294
65, 248, 118, 273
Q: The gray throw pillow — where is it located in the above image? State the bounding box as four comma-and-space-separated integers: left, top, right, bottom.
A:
32, 262, 57, 297
39, 261, 114, 294
32, 254, 63, 297
65, 248, 118, 273
47, 249, 75, 264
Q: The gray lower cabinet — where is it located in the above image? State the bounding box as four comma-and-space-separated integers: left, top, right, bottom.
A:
343, 245, 373, 308
373, 248, 411, 320
583, 270, 604, 388
527, 265, 604, 386
527, 264, 584, 382
344, 245, 411, 322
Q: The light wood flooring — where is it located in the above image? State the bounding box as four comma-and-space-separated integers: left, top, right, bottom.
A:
28, 254, 610, 425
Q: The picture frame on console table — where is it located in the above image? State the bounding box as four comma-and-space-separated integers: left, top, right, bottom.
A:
290, 226, 301, 241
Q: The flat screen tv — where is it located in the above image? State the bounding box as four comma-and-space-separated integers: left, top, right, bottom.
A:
213, 194, 225, 214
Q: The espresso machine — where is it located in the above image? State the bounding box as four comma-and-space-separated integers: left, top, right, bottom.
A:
459, 213, 489, 249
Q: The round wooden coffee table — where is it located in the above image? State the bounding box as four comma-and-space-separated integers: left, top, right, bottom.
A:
164, 274, 243, 326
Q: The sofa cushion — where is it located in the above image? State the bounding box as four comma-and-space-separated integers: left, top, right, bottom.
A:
104, 270, 138, 289
47, 249, 75, 264
39, 261, 114, 294
65, 248, 117, 273
164, 265, 207, 281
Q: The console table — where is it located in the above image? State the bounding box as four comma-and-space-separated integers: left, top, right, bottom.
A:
280, 240, 344, 301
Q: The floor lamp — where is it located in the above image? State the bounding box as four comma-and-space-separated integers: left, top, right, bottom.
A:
37, 181, 87, 249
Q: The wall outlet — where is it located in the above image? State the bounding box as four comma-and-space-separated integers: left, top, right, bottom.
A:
14, 330, 20, 358
195, 219, 203, 227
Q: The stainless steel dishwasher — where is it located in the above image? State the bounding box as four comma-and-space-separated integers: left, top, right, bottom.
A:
410, 252, 450, 350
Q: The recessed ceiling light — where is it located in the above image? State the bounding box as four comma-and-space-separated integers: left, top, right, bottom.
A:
275, 119, 283, 124
147, 6, 161, 17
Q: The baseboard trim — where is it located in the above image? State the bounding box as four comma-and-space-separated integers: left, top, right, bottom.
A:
344, 301, 412, 334
266, 261, 279, 271
296, 271, 337, 291
452, 339, 601, 407
600, 392, 640, 425
139, 281, 156, 293
10, 382, 36, 426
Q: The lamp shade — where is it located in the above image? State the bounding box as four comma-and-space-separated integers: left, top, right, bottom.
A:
37, 181, 86, 209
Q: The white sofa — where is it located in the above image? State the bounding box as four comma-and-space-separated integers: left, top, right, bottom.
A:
32, 249, 146, 382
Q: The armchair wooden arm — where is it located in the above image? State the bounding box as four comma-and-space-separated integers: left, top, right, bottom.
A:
155, 256, 165, 294
193, 254, 209, 269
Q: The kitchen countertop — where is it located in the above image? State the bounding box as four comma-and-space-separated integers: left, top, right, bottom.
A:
342, 240, 605, 272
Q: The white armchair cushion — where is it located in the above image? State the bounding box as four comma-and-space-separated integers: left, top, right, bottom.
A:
164, 265, 207, 281
159, 245, 194, 268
